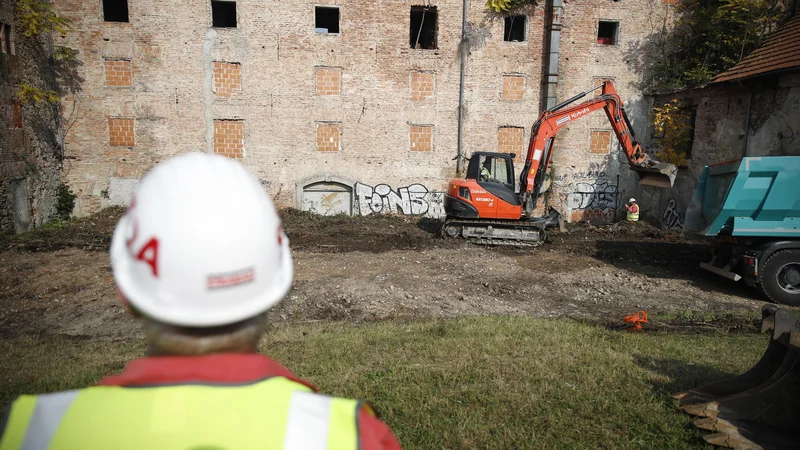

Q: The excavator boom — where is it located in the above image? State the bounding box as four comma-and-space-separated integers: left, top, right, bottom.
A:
520, 81, 677, 206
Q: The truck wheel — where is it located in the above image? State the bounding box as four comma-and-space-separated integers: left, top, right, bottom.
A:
759, 250, 800, 307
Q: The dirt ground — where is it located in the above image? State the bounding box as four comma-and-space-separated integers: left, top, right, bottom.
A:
0, 209, 769, 338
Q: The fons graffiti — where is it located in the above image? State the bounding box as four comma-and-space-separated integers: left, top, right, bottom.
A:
661, 198, 684, 230
355, 182, 444, 217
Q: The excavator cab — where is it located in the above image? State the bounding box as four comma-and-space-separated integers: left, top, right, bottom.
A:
466, 153, 520, 207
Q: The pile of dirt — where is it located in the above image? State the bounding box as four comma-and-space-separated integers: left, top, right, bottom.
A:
0, 207, 124, 252
280, 209, 459, 253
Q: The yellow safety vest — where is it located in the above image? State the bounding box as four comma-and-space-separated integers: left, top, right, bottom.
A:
0, 377, 362, 450
627, 205, 639, 222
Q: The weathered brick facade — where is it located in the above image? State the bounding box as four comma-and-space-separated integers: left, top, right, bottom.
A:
50, 0, 677, 221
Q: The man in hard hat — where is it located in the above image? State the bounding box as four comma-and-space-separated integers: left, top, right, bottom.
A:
0, 153, 402, 450
625, 198, 640, 222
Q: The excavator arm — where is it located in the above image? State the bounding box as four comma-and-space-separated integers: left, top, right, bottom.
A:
519, 81, 677, 207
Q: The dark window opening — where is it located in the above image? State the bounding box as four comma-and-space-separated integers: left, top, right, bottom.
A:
504, 15, 526, 42
597, 21, 618, 45
211, 1, 237, 28
1, 23, 10, 54
103, 0, 129, 23
410, 6, 437, 49
315, 7, 340, 33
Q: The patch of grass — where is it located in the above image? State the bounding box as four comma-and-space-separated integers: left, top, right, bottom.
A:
0, 207, 124, 251
0, 317, 768, 449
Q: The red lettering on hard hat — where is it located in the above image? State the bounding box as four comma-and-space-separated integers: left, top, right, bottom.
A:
136, 238, 159, 277
125, 221, 139, 250
277, 225, 283, 246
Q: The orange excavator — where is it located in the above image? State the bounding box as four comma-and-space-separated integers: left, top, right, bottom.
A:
442, 80, 677, 246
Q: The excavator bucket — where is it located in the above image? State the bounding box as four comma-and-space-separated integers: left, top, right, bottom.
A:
674, 304, 800, 449
632, 161, 678, 188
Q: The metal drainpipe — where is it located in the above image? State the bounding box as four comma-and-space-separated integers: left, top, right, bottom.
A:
456, 0, 468, 175
544, 0, 563, 110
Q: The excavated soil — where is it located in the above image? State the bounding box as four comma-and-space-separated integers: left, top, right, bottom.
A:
0, 210, 771, 338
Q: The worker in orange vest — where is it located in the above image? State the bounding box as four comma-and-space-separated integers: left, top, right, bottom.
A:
0, 153, 402, 450
625, 198, 640, 222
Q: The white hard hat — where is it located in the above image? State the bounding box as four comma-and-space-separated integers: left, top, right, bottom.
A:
110, 152, 292, 327
629, 198, 636, 203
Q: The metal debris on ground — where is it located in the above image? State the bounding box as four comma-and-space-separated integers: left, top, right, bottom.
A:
674, 304, 800, 449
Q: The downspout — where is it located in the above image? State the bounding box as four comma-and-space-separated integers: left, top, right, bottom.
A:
456, 0, 468, 175
544, 0, 563, 110
742, 89, 752, 157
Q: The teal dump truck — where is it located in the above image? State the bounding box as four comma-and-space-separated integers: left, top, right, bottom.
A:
684, 156, 800, 306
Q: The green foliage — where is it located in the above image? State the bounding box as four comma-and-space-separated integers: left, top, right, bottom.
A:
650, 99, 693, 167
647, 0, 786, 91
16, 0, 71, 37
18, 83, 60, 104
55, 182, 76, 220
485, 0, 537, 13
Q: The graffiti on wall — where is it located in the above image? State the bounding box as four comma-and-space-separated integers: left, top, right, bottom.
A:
661, 198, 684, 230
566, 182, 619, 211
354, 182, 444, 218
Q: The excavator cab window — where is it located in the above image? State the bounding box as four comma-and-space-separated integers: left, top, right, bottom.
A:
478, 155, 513, 186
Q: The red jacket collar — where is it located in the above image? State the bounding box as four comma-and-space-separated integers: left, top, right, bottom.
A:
96, 353, 317, 391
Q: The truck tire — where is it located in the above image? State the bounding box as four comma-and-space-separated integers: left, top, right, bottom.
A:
758, 249, 800, 306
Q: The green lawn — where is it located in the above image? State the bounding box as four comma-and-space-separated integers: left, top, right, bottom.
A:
0, 317, 768, 449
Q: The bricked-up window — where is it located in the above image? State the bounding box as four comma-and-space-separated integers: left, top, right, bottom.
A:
409, 125, 433, 152
410, 6, 437, 49
590, 130, 612, 154
314, 6, 340, 34
597, 21, 618, 45
498, 127, 525, 162
315, 67, 341, 96
316, 122, 341, 152
411, 71, 435, 101
504, 15, 526, 42
211, 1, 237, 28
214, 120, 245, 158
501, 75, 525, 101
109, 118, 135, 147
104, 60, 132, 87
213, 61, 241, 97
102, 0, 129, 23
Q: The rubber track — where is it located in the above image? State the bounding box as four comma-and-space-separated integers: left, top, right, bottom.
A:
441, 218, 546, 248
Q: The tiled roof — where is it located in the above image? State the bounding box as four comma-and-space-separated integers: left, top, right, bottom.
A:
713, 14, 800, 83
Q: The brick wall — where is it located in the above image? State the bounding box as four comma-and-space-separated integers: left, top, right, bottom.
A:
409, 125, 433, 152
316, 122, 340, 152
104, 59, 132, 87
213, 61, 241, 97
52, 0, 674, 219
501, 75, 525, 101
214, 120, 244, 158
411, 71, 435, 101
315, 66, 341, 96
108, 118, 135, 147
497, 126, 524, 162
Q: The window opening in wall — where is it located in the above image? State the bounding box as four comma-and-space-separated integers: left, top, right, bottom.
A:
211, 1, 237, 28
410, 6, 437, 49
597, 21, 618, 45
504, 15, 526, 42
102, 0, 129, 23
314, 6, 340, 33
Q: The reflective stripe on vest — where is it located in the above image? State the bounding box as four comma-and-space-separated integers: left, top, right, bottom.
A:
0, 378, 361, 450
